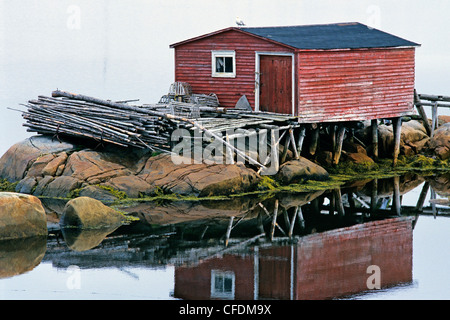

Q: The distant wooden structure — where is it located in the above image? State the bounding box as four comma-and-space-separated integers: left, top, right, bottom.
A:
170, 22, 421, 165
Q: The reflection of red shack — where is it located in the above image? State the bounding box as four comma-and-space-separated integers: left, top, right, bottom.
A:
174, 217, 413, 300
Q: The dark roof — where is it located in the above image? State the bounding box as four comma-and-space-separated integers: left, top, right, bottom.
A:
240, 22, 420, 49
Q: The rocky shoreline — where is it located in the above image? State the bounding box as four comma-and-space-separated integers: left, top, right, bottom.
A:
1, 117, 449, 240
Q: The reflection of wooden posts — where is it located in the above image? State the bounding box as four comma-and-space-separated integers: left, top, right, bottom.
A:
270, 200, 279, 241
309, 124, 319, 156
430, 188, 437, 218
370, 178, 378, 214
334, 189, 345, 216
392, 117, 402, 167
332, 125, 346, 166
288, 207, 299, 238
371, 119, 378, 161
415, 182, 430, 211
392, 176, 401, 216
225, 216, 234, 247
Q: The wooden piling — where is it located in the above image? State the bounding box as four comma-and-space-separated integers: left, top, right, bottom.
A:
296, 126, 306, 157
309, 124, 319, 156
392, 117, 402, 167
371, 119, 378, 161
332, 125, 346, 166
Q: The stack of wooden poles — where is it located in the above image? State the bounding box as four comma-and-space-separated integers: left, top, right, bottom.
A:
17, 89, 300, 171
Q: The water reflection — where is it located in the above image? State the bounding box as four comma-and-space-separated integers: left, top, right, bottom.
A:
0, 173, 449, 299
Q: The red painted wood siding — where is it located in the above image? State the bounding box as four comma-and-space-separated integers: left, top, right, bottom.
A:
173, 29, 294, 109
297, 48, 416, 122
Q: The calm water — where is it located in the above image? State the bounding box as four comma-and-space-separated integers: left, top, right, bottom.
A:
1, 174, 449, 300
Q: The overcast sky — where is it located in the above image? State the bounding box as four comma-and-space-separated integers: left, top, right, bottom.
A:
1, 0, 449, 156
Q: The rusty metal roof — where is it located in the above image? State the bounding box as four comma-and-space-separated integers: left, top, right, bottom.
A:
240, 22, 420, 50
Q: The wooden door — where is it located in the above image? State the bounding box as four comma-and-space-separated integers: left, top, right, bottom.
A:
259, 55, 293, 115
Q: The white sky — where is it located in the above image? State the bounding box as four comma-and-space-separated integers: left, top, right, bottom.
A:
1, 0, 449, 155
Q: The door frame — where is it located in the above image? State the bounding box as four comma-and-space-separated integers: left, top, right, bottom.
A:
255, 51, 295, 115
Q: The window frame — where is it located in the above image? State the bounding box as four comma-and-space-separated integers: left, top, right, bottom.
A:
210, 270, 235, 299
211, 50, 236, 78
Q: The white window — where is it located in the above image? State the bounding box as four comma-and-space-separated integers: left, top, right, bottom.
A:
210, 270, 235, 299
211, 51, 236, 78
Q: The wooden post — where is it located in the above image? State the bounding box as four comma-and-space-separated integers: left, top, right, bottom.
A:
431, 102, 438, 137
371, 119, 378, 161
281, 131, 291, 164
289, 128, 299, 159
270, 129, 280, 173
332, 125, 346, 166
392, 117, 402, 167
309, 124, 319, 156
414, 89, 432, 136
225, 133, 235, 164
296, 126, 306, 157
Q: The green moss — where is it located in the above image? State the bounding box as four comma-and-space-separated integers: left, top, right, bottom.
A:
0, 179, 19, 192
98, 185, 127, 201
256, 176, 279, 191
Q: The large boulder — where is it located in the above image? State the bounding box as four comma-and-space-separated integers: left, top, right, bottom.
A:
138, 154, 260, 197
378, 120, 430, 157
275, 157, 329, 184
428, 123, 450, 160
0, 192, 48, 240
0, 135, 75, 182
60, 197, 126, 228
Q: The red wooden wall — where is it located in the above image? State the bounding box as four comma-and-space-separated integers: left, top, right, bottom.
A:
297, 48, 416, 122
173, 29, 294, 109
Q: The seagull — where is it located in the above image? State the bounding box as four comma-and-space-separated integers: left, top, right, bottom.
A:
236, 16, 245, 27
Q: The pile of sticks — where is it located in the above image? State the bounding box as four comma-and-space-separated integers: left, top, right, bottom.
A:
16, 89, 301, 170
19, 90, 176, 151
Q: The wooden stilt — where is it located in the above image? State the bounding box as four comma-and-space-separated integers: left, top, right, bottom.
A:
392, 117, 402, 167
431, 102, 438, 137
332, 125, 346, 166
281, 132, 291, 163
225, 133, 234, 164
371, 119, 378, 161
414, 89, 432, 136
289, 128, 299, 159
296, 126, 306, 156
270, 129, 280, 173
309, 124, 319, 156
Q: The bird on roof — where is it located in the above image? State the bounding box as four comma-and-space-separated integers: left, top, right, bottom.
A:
235, 17, 245, 27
